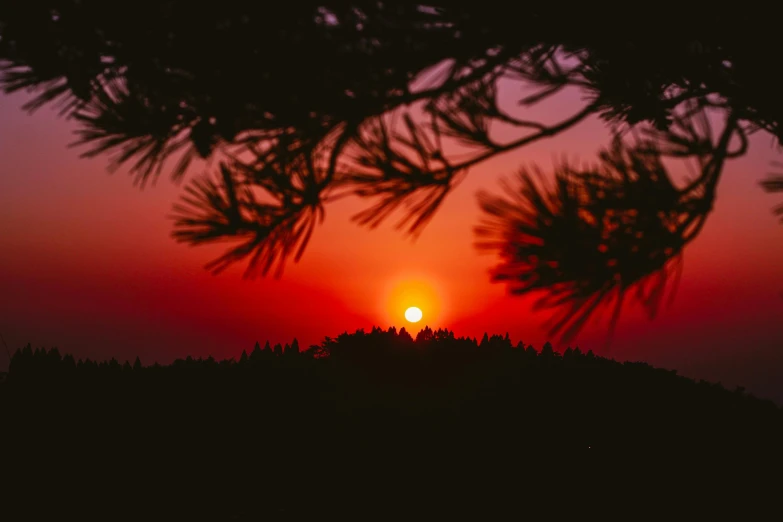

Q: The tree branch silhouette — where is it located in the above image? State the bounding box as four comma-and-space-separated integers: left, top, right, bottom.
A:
474, 101, 745, 343
168, 57, 592, 273
2, 4, 782, 334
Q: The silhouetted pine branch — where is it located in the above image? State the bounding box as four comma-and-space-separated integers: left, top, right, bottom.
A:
2, 3, 781, 326
474, 102, 744, 342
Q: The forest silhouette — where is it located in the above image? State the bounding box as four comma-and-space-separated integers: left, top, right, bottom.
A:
3, 327, 783, 519
2, 5, 783, 518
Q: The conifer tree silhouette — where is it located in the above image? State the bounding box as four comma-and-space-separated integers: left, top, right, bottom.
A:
2, 4, 781, 338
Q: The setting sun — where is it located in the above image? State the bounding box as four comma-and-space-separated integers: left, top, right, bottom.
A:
383, 278, 443, 326
405, 306, 423, 323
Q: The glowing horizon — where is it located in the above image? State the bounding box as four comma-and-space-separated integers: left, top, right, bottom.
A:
1, 87, 782, 401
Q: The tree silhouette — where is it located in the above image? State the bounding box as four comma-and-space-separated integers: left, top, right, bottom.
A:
2, 4, 782, 337
4, 330, 783, 518
475, 100, 747, 342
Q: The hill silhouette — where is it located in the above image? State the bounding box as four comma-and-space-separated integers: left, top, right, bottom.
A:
3, 326, 783, 519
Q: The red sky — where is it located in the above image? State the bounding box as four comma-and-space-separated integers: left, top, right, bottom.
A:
1, 87, 782, 401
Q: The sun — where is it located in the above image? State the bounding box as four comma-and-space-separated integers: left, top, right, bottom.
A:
404, 306, 423, 323
382, 278, 442, 326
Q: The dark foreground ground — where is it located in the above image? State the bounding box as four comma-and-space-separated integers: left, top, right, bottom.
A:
2, 328, 783, 520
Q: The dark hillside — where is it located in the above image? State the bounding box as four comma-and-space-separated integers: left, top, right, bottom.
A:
3, 327, 782, 519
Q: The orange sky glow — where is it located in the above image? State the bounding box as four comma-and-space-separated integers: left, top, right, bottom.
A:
1, 86, 782, 400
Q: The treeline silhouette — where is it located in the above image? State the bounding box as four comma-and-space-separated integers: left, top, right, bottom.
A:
3, 327, 783, 519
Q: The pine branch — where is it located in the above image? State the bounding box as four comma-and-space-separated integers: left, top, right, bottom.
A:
474, 106, 742, 343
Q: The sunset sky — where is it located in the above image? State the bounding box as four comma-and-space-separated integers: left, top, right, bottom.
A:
2, 86, 782, 401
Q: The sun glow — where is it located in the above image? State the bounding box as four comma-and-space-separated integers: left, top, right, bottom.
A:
404, 306, 423, 323
383, 277, 443, 327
